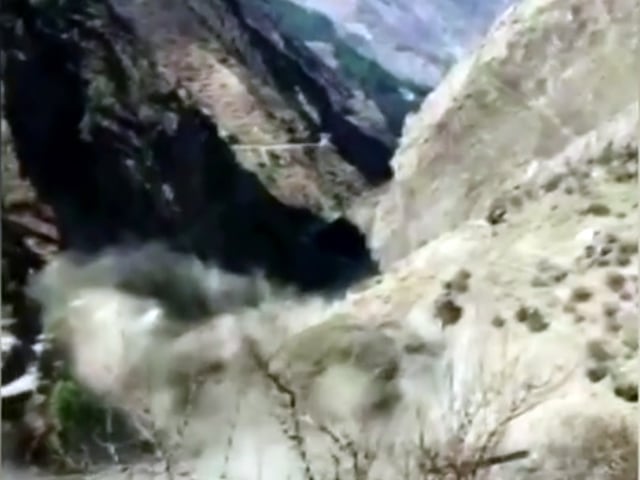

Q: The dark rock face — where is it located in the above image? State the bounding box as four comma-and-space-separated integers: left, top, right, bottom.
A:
186, 0, 395, 185
1, 212, 56, 421
1, 0, 378, 295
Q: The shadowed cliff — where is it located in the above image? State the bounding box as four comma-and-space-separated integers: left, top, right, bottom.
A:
1, 0, 378, 295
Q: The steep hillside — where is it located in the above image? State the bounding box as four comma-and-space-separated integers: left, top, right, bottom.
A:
12, 0, 638, 479
182, 0, 396, 184
0, 0, 379, 451
110, 0, 370, 215
360, 0, 639, 267
2, 0, 377, 293
122, 0, 397, 185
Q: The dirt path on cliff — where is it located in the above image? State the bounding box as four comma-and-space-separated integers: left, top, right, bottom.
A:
111, 0, 368, 215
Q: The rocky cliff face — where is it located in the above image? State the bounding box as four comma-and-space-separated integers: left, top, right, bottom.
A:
361, 0, 639, 267
109, 0, 369, 218
1, 116, 58, 422
179, 0, 396, 184
1, 0, 378, 295
1, 0, 383, 460
293, 1, 639, 477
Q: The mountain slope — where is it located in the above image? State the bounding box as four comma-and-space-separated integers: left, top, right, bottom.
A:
15, 0, 638, 478
111, 0, 369, 216
176, 0, 397, 184
247, 0, 432, 135
1, 1, 382, 461
265, 0, 515, 90
361, 0, 639, 267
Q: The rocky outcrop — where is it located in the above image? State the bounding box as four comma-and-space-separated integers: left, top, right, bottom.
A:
1, 114, 58, 418
1, 0, 378, 295
360, 0, 639, 267
182, 0, 396, 184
